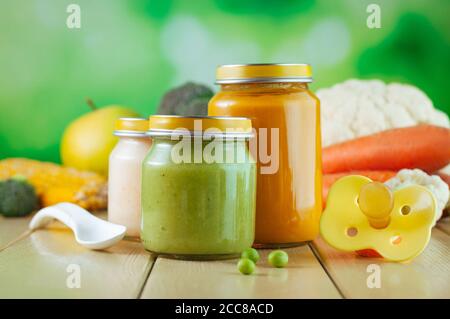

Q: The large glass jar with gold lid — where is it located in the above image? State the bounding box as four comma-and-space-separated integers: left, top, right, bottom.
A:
209, 64, 322, 247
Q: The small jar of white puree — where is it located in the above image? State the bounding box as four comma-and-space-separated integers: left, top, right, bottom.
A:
108, 118, 151, 237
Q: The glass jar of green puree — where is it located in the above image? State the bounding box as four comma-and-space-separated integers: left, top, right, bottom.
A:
141, 115, 256, 259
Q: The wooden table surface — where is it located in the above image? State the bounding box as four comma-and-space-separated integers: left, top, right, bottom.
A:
0, 213, 448, 299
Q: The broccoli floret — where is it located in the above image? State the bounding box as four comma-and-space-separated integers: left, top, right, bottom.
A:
0, 179, 39, 217
156, 82, 214, 116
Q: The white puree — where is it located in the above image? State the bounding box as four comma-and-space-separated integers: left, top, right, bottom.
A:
108, 136, 151, 237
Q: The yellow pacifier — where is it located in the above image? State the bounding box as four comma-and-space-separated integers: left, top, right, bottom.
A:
320, 175, 437, 262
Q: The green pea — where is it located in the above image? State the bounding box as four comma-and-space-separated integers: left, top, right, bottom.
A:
237, 258, 256, 275
241, 248, 260, 263
268, 250, 289, 268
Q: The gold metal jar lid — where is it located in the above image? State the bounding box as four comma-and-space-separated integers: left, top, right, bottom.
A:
147, 115, 253, 139
215, 63, 313, 84
114, 118, 149, 137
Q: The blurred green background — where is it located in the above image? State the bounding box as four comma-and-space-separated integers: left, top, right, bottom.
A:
0, 0, 449, 163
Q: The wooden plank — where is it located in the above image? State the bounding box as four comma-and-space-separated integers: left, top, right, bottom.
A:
436, 216, 450, 235
141, 245, 342, 299
0, 219, 155, 298
0, 215, 31, 250
312, 229, 450, 298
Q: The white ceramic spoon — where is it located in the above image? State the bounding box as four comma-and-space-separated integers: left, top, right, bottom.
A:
29, 202, 126, 250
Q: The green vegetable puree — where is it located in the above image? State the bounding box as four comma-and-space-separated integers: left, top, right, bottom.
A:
141, 139, 256, 258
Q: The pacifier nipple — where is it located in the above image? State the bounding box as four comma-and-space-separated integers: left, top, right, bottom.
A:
358, 182, 394, 229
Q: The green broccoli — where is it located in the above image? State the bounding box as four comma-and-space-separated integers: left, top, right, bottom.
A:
156, 82, 214, 116
0, 179, 39, 217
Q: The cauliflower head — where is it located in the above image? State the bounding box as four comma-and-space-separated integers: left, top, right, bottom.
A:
317, 79, 450, 147
385, 169, 449, 223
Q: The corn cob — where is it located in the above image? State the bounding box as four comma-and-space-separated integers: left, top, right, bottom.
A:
0, 158, 107, 211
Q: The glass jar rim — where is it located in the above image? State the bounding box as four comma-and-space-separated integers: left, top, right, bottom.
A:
113, 130, 149, 138
146, 129, 254, 140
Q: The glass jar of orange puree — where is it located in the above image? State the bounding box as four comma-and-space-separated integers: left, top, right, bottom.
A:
208, 64, 322, 247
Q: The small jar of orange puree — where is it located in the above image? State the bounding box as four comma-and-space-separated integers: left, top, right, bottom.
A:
208, 64, 322, 247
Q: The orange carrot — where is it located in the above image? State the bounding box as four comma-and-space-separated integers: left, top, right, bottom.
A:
322, 170, 397, 207
436, 172, 450, 187
323, 125, 450, 174
356, 249, 382, 258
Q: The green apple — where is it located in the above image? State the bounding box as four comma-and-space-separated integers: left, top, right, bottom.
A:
60, 100, 141, 176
